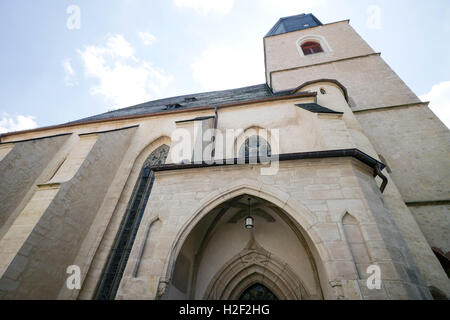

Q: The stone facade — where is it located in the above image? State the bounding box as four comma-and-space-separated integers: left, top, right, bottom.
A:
0, 15, 448, 300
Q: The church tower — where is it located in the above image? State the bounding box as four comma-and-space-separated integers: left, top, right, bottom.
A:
264, 13, 450, 299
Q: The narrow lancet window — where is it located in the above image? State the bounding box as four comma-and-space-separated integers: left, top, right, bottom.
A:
94, 144, 170, 300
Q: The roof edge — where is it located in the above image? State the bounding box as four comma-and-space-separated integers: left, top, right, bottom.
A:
0, 91, 316, 141
265, 13, 323, 37
264, 19, 350, 39
292, 79, 349, 102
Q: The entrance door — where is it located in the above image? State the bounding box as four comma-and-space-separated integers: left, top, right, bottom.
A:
239, 284, 279, 301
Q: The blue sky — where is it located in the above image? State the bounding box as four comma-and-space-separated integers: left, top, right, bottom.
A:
0, 0, 449, 133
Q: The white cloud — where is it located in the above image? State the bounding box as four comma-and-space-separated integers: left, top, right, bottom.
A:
63, 58, 78, 87
139, 32, 157, 46
191, 44, 264, 91
173, 0, 234, 15
0, 113, 37, 134
260, 0, 328, 14
78, 34, 173, 109
420, 81, 450, 129
106, 34, 135, 58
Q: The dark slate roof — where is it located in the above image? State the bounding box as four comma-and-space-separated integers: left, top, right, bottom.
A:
67, 84, 296, 125
266, 13, 322, 37
295, 103, 343, 114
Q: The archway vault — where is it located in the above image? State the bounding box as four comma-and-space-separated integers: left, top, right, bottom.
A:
160, 181, 329, 300
164, 181, 320, 274
204, 234, 311, 300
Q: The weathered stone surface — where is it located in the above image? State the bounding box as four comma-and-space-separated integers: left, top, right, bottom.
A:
0, 14, 448, 301
0, 127, 137, 299
0, 135, 70, 232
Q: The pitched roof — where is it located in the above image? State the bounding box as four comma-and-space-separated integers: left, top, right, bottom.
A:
67, 84, 296, 125
265, 13, 323, 37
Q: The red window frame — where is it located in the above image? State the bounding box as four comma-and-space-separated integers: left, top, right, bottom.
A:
301, 41, 323, 55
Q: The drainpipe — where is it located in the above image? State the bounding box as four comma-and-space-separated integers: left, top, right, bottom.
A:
374, 163, 388, 193
211, 105, 219, 159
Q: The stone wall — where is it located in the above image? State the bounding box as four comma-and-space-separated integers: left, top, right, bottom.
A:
114, 158, 429, 300
270, 55, 420, 110
409, 205, 450, 254
0, 127, 136, 299
0, 134, 70, 234
264, 20, 450, 294
354, 105, 450, 202
264, 21, 375, 87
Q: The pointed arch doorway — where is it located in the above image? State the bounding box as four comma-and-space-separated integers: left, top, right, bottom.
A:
162, 194, 325, 300
239, 284, 278, 301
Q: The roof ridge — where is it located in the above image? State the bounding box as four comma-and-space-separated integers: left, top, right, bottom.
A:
105, 83, 269, 112
75, 83, 269, 121
279, 13, 307, 20
65, 83, 276, 125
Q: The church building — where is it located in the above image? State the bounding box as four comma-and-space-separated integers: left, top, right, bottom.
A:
0, 13, 449, 300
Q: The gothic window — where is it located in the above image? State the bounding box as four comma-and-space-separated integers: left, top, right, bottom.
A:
94, 144, 170, 300
238, 135, 272, 159
301, 41, 323, 55
239, 284, 278, 300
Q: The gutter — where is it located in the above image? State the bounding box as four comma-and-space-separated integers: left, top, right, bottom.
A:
152, 148, 388, 193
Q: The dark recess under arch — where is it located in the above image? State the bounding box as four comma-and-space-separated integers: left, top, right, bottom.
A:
239, 283, 279, 301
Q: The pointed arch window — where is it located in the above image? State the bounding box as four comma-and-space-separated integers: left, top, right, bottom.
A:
301, 41, 323, 55
342, 213, 371, 278
239, 135, 272, 159
94, 144, 170, 300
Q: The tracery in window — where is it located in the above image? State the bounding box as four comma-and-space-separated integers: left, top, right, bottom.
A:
238, 135, 272, 159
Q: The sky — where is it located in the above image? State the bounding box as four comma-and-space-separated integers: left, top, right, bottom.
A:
0, 0, 449, 133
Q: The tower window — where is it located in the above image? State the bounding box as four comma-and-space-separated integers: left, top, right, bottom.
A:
301, 41, 323, 55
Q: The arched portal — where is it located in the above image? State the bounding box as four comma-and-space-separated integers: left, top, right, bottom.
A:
161, 194, 326, 300
239, 284, 278, 301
